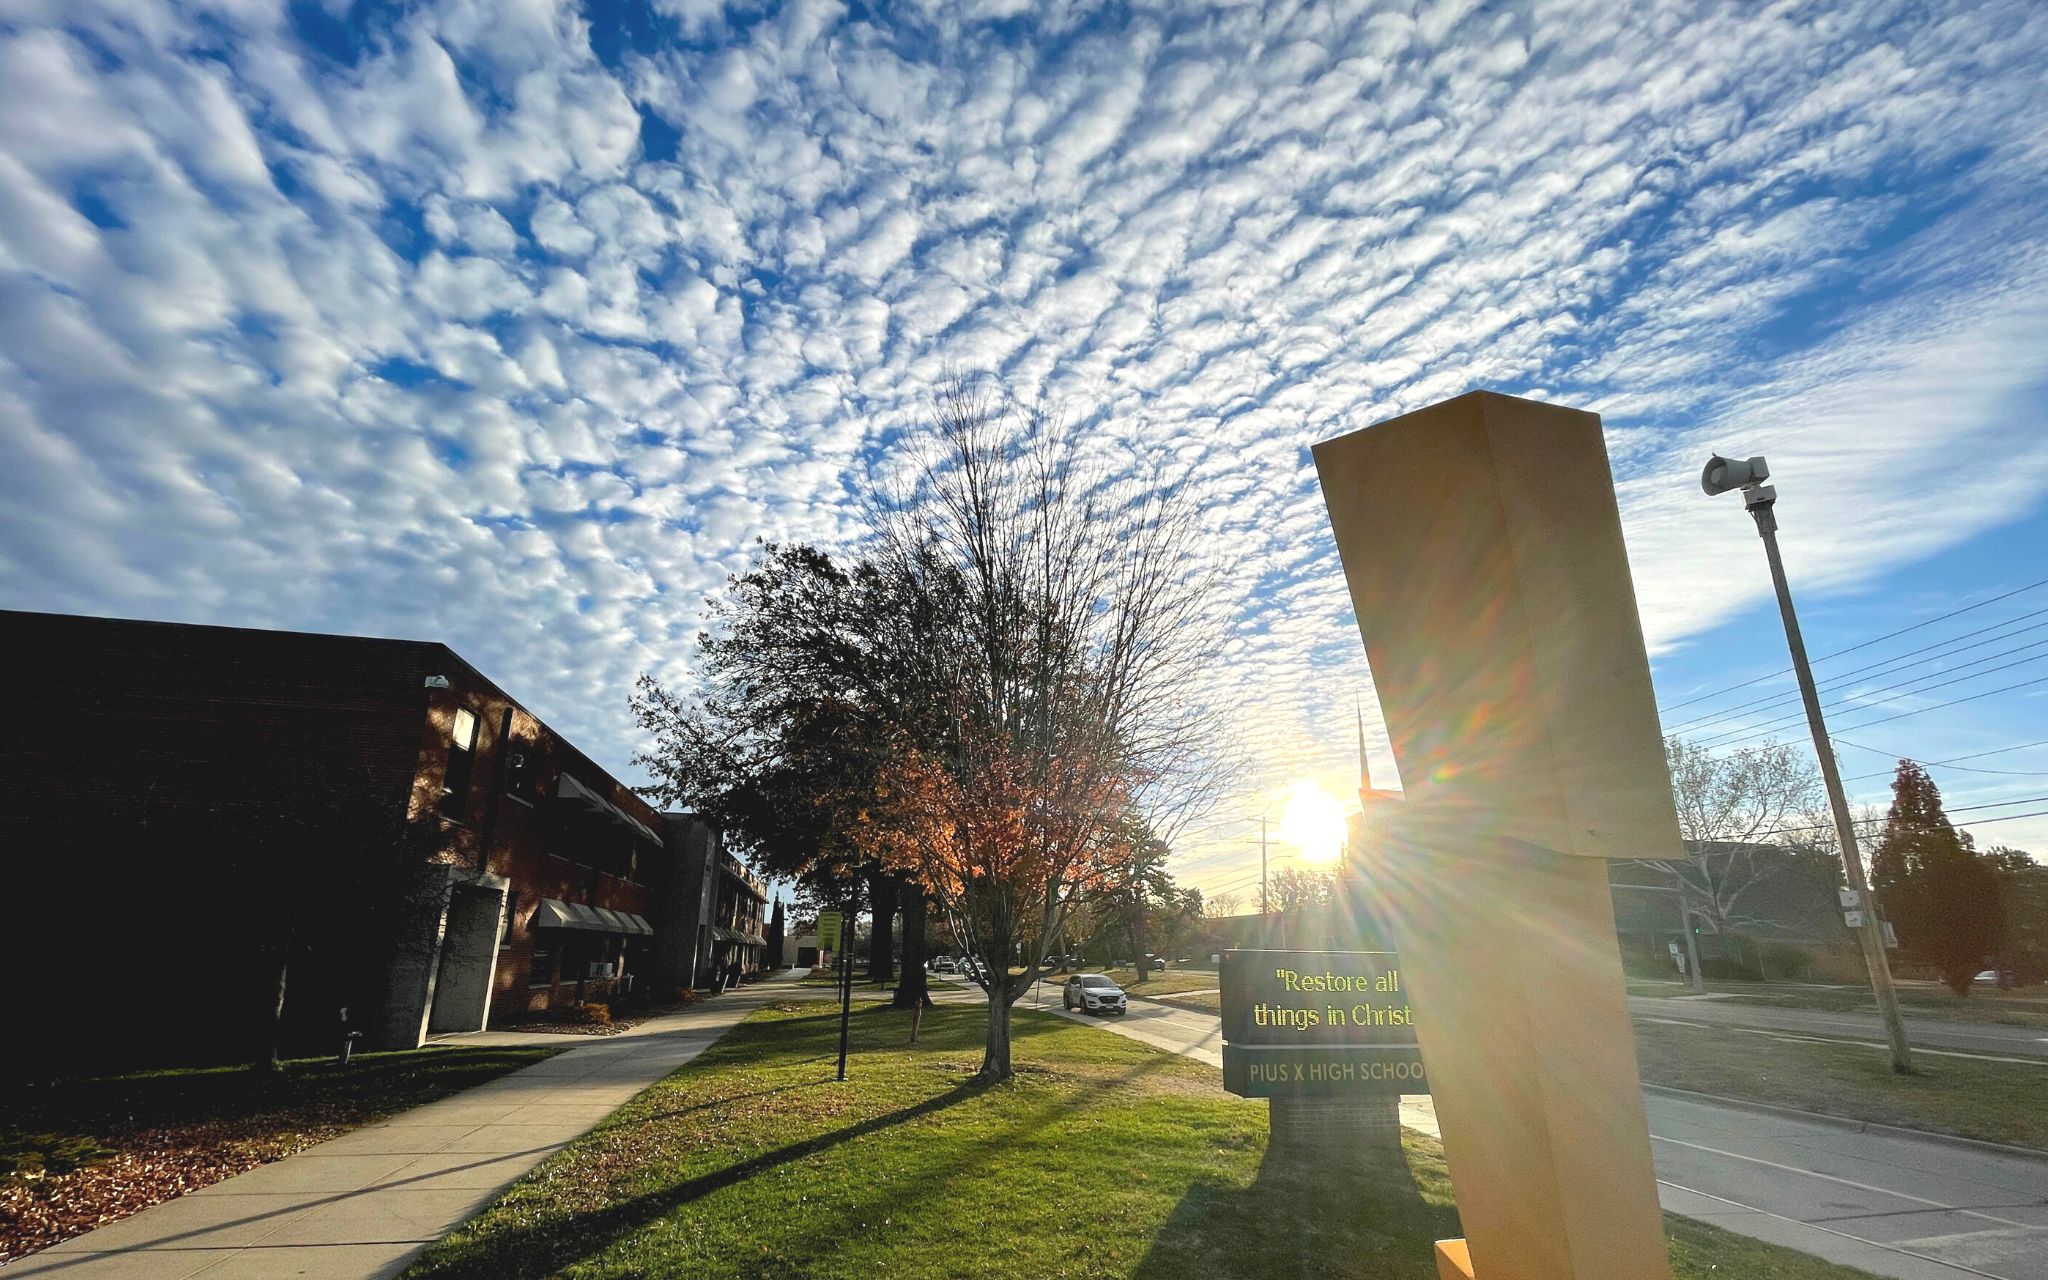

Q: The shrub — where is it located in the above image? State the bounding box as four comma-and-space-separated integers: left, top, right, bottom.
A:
572, 1002, 611, 1026
1759, 942, 1817, 981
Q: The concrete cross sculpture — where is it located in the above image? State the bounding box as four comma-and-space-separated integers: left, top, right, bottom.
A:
1314, 391, 1682, 1280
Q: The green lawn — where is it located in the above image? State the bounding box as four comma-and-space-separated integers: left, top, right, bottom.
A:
1153, 990, 1221, 1015
1634, 1017, 2048, 1149
406, 997, 1878, 1280
1628, 978, 2048, 1031
1082, 967, 1220, 997
2, 1044, 563, 1263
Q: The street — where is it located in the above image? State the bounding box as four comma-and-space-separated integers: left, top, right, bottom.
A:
1626, 996, 2048, 1061
939, 979, 2048, 1280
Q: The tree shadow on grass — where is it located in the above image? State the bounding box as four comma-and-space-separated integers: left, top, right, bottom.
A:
753, 1052, 1181, 1276
406, 1078, 992, 1280
1131, 1135, 1460, 1280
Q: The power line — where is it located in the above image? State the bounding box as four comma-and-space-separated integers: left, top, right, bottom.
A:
1654, 576, 2048, 716
1662, 613, 2048, 735
1692, 646, 2048, 749
1830, 673, 2048, 735
1838, 737, 2048, 783
1748, 795, 2048, 842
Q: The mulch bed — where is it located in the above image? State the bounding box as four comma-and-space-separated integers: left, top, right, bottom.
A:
494, 997, 698, 1038
1, 1118, 344, 1263
1, 1046, 557, 1265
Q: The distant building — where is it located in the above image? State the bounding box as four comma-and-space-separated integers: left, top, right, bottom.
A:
0, 610, 745, 1070
707, 852, 769, 983
1609, 842, 1859, 980
765, 897, 787, 969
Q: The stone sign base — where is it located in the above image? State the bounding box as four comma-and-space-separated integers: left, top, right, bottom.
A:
1268, 1093, 1401, 1153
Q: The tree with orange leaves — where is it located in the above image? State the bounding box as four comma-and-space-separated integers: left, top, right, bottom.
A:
636, 379, 1224, 1080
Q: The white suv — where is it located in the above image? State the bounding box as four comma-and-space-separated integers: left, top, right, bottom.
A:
1062, 974, 1127, 1015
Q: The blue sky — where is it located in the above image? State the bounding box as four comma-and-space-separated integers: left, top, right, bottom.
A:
2, 0, 2045, 899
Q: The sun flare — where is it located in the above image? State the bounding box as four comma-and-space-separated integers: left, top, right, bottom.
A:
1277, 781, 1347, 867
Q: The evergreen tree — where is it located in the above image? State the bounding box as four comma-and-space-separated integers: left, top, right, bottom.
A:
1869, 761, 2000, 995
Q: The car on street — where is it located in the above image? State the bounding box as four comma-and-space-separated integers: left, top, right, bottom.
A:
931, 957, 959, 975
1063, 973, 1128, 1015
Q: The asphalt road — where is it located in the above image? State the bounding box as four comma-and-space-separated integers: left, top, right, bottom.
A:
936, 980, 2048, 1280
1625, 995, 2048, 1060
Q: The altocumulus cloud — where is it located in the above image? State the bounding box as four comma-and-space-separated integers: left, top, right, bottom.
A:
3, 0, 2047, 890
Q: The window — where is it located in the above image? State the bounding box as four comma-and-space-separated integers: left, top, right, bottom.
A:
504, 732, 539, 802
438, 707, 478, 821
530, 927, 555, 988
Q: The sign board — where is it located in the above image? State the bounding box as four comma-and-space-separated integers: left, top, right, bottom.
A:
816, 911, 843, 952
1843, 909, 1866, 929
1218, 949, 1425, 1097
1839, 888, 1861, 910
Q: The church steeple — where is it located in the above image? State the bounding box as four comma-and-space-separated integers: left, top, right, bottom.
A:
1356, 699, 1373, 795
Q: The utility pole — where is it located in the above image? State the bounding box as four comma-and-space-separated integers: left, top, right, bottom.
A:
1703, 455, 1914, 1073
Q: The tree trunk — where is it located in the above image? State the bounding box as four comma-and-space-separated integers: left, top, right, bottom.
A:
258, 953, 288, 1074
892, 886, 933, 1009
1129, 910, 1147, 985
868, 874, 897, 985
977, 988, 1013, 1081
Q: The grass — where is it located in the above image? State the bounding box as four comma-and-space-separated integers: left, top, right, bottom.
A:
406, 996, 1879, 1280
1627, 978, 2048, 1030
1633, 1017, 2048, 1149
1152, 990, 1221, 1015
1, 1044, 563, 1262
1082, 967, 1220, 997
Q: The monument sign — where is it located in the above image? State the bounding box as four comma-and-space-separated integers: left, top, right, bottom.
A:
1219, 949, 1426, 1097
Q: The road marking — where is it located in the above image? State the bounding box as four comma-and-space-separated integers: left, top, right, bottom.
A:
1648, 1018, 2048, 1066
1649, 1133, 2041, 1232
1654, 1177, 2012, 1280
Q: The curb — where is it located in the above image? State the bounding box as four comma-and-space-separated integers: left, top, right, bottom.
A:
1641, 1083, 2048, 1163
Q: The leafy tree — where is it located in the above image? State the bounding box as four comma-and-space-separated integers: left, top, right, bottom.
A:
1089, 823, 1177, 983
1869, 762, 2002, 995
1270, 865, 1335, 914
1207, 890, 1244, 918
848, 383, 1223, 1078
636, 382, 1221, 1079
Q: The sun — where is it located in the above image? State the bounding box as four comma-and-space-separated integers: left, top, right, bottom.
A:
1277, 780, 1348, 867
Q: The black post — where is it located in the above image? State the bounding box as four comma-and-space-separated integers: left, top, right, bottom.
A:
836, 906, 854, 1082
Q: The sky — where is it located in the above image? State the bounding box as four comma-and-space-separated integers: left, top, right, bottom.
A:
2, 0, 2046, 902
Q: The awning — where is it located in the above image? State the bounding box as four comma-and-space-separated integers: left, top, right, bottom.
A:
532, 898, 654, 936
554, 773, 664, 847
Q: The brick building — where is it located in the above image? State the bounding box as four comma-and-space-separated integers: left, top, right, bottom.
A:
0, 610, 736, 1071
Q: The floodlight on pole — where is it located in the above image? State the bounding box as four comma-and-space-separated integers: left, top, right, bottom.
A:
1702, 453, 1915, 1073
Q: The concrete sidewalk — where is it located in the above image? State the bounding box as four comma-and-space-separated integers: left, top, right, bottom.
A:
8, 972, 807, 1279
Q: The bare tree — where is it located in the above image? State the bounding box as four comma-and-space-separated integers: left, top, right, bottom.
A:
1207, 890, 1244, 918
856, 379, 1228, 1079
1640, 736, 1825, 937
635, 379, 1225, 1081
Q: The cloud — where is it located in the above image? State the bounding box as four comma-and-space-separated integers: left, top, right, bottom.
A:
3, 0, 2047, 890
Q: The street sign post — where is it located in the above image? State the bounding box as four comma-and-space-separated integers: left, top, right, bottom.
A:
816, 909, 853, 1082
